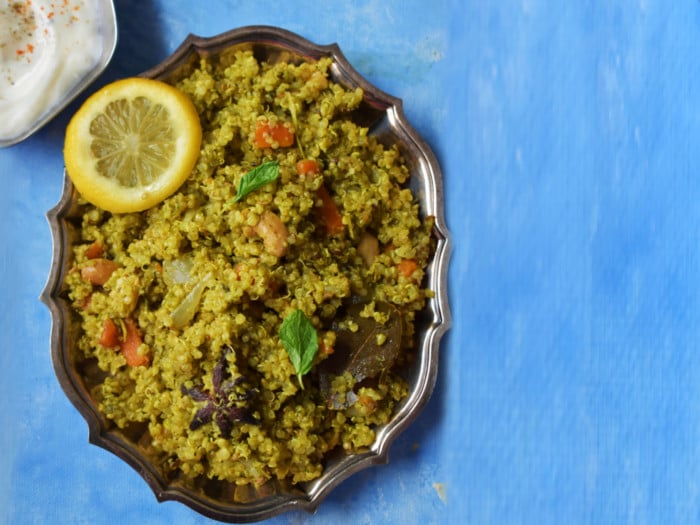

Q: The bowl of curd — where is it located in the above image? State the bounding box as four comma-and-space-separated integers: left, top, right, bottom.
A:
0, 0, 117, 147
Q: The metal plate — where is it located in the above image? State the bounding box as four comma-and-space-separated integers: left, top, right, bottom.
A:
41, 25, 450, 523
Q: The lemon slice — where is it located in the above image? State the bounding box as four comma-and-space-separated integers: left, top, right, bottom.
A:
64, 77, 202, 213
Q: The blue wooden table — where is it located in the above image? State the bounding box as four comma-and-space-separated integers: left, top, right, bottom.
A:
3, 1, 700, 523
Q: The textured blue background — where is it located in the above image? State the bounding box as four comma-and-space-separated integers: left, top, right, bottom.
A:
2, 1, 700, 523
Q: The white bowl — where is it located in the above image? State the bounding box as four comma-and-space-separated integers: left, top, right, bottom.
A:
0, 0, 117, 147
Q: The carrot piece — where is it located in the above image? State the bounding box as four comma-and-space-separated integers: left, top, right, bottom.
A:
316, 185, 344, 235
253, 120, 294, 148
120, 318, 149, 367
84, 241, 104, 259
296, 159, 320, 176
99, 318, 120, 347
397, 258, 419, 278
80, 258, 120, 285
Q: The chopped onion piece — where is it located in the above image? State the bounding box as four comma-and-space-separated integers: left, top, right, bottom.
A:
169, 273, 212, 329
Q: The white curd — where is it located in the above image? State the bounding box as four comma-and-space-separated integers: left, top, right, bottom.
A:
0, 0, 108, 143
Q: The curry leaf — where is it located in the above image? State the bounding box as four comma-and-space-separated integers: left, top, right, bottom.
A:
279, 309, 318, 389
234, 161, 279, 202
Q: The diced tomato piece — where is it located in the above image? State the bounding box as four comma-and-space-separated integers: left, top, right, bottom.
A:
316, 185, 344, 236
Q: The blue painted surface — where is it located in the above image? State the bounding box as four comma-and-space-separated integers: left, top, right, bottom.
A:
2, 1, 700, 523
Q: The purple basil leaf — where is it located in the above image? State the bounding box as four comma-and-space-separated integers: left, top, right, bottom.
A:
213, 359, 226, 392
190, 404, 215, 430
215, 411, 233, 437
181, 384, 210, 402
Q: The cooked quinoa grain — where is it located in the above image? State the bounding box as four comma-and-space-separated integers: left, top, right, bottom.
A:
65, 50, 434, 489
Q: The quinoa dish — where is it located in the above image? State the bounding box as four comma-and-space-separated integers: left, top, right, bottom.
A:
62, 49, 436, 492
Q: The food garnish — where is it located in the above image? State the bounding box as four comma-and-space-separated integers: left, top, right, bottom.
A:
180, 346, 259, 437
279, 309, 319, 389
63, 77, 202, 213
233, 160, 280, 202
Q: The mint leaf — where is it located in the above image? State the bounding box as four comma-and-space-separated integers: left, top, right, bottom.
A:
279, 309, 318, 389
234, 161, 279, 202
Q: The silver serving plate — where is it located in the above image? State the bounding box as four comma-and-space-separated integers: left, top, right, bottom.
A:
41, 25, 451, 523
0, 0, 117, 148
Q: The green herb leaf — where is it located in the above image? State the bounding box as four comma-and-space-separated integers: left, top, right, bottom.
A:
279, 309, 318, 389
234, 161, 279, 202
